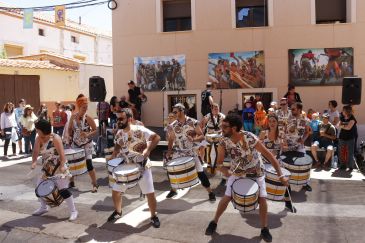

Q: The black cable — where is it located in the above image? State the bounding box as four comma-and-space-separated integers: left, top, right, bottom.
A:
0, 0, 108, 11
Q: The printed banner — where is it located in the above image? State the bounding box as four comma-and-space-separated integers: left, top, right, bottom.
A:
289, 48, 354, 86
134, 55, 186, 91
55, 5, 66, 27
23, 8, 33, 29
208, 51, 265, 89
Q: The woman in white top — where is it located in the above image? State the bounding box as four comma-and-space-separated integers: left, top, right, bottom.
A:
20, 105, 38, 155
1, 102, 18, 157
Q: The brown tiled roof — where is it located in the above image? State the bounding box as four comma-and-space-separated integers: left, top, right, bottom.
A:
0, 59, 77, 71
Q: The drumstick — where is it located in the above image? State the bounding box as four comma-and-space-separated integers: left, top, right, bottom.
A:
286, 187, 295, 213
26, 169, 34, 177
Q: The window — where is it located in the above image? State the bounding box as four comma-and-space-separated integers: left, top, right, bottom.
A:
38, 28, 45, 36
235, 0, 268, 28
71, 35, 79, 43
316, 0, 346, 24
163, 0, 191, 32
4, 44, 23, 57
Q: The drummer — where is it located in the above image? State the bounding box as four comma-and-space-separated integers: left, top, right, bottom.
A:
200, 103, 225, 182
205, 114, 288, 242
108, 108, 161, 228
259, 114, 296, 213
31, 119, 78, 221
165, 103, 216, 201
281, 102, 312, 192
67, 94, 98, 192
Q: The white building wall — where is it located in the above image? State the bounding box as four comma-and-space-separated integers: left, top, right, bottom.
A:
63, 31, 96, 62
97, 36, 113, 64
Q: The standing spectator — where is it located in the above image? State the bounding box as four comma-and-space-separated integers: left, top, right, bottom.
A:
270, 101, 278, 111
242, 100, 255, 132
119, 95, 130, 109
37, 104, 51, 122
20, 105, 37, 155
311, 113, 336, 169
328, 100, 340, 127
201, 82, 214, 116
109, 96, 120, 129
1, 102, 18, 157
128, 80, 144, 120
97, 101, 110, 136
338, 105, 357, 172
14, 99, 26, 154
62, 105, 73, 142
284, 84, 302, 107
254, 101, 267, 135
52, 101, 67, 137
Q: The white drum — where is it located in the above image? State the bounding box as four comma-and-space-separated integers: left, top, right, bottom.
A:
107, 158, 124, 188
231, 178, 259, 212
65, 148, 87, 176
35, 180, 63, 207
166, 156, 199, 189
112, 163, 142, 189
264, 164, 291, 201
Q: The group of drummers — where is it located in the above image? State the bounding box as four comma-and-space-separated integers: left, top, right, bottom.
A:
30, 93, 314, 242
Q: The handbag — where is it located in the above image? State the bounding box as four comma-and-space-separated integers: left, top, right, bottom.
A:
22, 127, 31, 137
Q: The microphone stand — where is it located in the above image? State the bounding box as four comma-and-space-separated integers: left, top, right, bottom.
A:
161, 86, 166, 129
219, 88, 223, 112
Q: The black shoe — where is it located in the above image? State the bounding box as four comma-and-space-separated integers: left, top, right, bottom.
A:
219, 179, 226, 186
69, 181, 75, 188
303, 184, 312, 192
209, 192, 216, 202
166, 190, 177, 199
285, 201, 297, 213
107, 210, 122, 222
205, 221, 217, 235
339, 165, 347, 170
150, 215, 160, 228
260, 227, 272, 242
348, 168, 353, 173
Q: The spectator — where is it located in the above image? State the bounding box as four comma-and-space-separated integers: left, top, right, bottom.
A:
338, 105, 357, 172
311, 113, 336, 169
37, 104, 51, 122
307, 108, 314, 120
20, 105, 37, 155
1, 102, 18, 157
62, 105, 72, 142
109, 96, 120, 129
14, 99, 25, 154
128, 80, 144, 120
309, 112, 321, 143
254, 101, 267, 135
119, 95, 129, 109
270, 101, 278, 111
97, 100, 110, 136
328, 100, 340, 127
52, 101, 67, 137
267, 107, 275, 115
284, 84, 302, 107
201, 82, 214, 116
242, 100, 255, 132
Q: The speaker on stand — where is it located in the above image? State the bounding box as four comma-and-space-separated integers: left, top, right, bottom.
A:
89, 76, 107, 157
342, 77, 361, 105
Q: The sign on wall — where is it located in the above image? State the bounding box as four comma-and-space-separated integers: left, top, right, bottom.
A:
208, 51, 265, 89
289, 47, 354, 86
134, 54, 186, 91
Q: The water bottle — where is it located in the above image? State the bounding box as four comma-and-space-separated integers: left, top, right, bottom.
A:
332, 155, 338, 169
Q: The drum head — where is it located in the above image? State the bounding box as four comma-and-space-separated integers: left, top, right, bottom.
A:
108, 158, 124, 167
113, 164, 139, 176
232, 178, 258, 196
207, 134, 221, 139
168, 156, 194, 166
264, 164, 291, 176
36, 180, 56, 197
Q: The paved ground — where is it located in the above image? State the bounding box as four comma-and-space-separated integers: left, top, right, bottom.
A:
1, 142, 365, 243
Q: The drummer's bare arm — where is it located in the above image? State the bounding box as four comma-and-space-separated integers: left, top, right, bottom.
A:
111, 144, 121, 160
193, 125, 204, 143
301, 125, 311, 143
258, 131, 265, 141
53, 135, 67, 171
67, 115, 75, 142
85, 115, 97, 138
167, 130, 175, 158
31, 138, 41, 169
144, 134, 160, 158
216, 145, 230, 177
256, 142, 288, 186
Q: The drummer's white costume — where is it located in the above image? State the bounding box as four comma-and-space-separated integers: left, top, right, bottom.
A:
108, 109, 160, 228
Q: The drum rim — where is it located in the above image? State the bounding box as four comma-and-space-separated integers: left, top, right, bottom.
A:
35, 179, 57, 197
107, 158, 124, 167
112, 163, 140, 176
167, 156, 194, 166
231, 178, 259, 197
264, 164, 291, 176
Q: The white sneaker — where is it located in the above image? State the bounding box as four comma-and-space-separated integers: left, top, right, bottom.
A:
69, 211, 78, 221
33, 207, 48, 216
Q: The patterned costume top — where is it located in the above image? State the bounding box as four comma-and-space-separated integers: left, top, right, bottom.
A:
40, 134, 63, 177
72, 113, 92, 147
114, 124, 154, 167
167, 116, 198, 157
285, 114, 309, 152
204, 112, 225, 135
219, 131, 264, 177
276, 109, 291, 140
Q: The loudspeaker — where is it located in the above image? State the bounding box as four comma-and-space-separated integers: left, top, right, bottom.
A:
89, 76, 106, 102
342, 77, 361, 105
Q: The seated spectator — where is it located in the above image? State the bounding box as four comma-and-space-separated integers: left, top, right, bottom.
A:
311, 113, 336, 169
97, 101, 110, 136
309, 112, 321, 143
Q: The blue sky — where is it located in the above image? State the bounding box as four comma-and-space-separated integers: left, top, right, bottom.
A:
1, 0, 112, 31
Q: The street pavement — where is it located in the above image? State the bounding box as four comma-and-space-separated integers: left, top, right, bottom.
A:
1, 143, 365, 243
